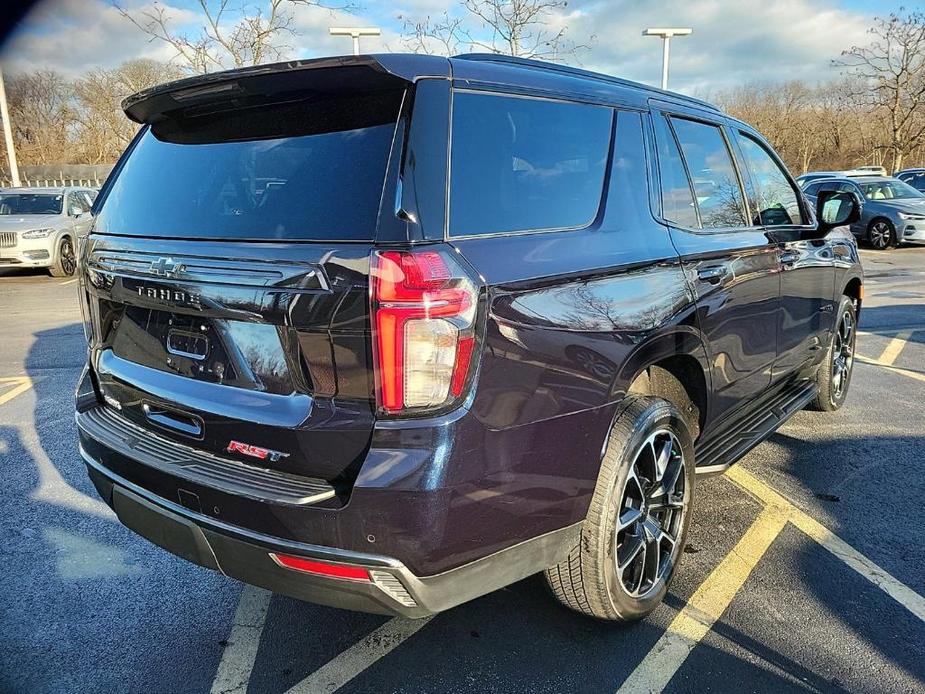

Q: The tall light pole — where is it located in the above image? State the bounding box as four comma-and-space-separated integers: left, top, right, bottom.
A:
642, 28, 692, 91
329, 27, 381, 56
0, 66, 21, 187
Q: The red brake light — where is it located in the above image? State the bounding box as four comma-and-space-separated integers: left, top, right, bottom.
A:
269, 553, 370, 581
372, 250, 478, 413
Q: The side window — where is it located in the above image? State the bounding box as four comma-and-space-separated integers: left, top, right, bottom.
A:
804, 182, 822, 196
736, 134, 804, 226
670, 117, 747, 228
449, 92, 612, 236
653, 114, 699, 228
67, 192, 90, 216
83, 191, 97, 207
605, 111, 650, 230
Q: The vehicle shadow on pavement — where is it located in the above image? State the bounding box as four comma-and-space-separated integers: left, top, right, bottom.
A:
860, 304, 925, 337
6, 324, 236, 694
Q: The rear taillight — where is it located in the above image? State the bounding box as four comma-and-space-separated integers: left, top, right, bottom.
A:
371, 249, 478, 414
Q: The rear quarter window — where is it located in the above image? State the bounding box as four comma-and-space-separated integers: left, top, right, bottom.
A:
448, 92, 613, 237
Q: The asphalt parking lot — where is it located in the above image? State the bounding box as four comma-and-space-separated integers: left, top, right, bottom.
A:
1, 248, 924, 694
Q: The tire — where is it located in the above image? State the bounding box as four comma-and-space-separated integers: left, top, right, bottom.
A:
544, 397, 695, 621
809, 296, 857, 412
867, 218, 896, 250
48, 236, 76, 277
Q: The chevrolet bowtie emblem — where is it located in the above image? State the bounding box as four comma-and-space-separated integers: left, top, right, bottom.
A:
150, 257, 185, 277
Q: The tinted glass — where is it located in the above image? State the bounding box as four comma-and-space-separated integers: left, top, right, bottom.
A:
671, 118, 747, 228
449, 92, 612, 236
402, 80, 449, 238
653, 114, 699, 228
95, 92, 403, 240
859, 179, 925, 200
607, 111, 651, 230
0, 193, 63, 215
906, 173, 925, 191
737, 134, 804, 226
804, 182, 823, 196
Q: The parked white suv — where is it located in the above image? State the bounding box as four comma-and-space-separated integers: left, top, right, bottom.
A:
0, 187, 96, 277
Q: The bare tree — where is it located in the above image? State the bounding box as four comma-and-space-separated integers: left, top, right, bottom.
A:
399, 12, 467, 56
836, 10, 925, 172
5, 71, 75, 165
73, 60, 183, 163
400, 0, 593, 60
115, 0, 354, 74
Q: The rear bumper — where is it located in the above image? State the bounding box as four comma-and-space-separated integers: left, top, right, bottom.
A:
82, 448, 579, 617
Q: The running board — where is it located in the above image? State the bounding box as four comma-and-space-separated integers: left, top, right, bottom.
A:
694, 380, 818, 475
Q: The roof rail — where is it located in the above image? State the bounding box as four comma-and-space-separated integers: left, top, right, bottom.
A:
453, 53, 721, 113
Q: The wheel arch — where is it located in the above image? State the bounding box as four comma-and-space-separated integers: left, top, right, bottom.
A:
615, 328, 712, 441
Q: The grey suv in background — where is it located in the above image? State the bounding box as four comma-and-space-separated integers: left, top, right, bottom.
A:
803, 176, 925, 249
0, 187, 97, 276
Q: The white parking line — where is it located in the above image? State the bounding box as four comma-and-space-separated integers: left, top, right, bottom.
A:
210, 586, 272, 694
285, 616, 434, 693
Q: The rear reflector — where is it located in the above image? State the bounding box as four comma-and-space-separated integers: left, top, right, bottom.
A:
269, 553, 370, 581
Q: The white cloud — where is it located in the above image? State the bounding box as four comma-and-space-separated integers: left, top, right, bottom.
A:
0, 0, 883, 95
1, 0, 196, 76
567, 0, 872, 93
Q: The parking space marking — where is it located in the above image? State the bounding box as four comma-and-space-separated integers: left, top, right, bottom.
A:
878, 330, 913, 365
617, 505, 789, 694
60, 278, 78, 286
0, 376, 33, 406
728, 466, 925, 623
621, 465, 925, 693
285, 616, 434, 694
856, 356, 925, 383
210, 586, 272, 694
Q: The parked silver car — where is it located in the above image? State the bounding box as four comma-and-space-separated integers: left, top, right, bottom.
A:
803, 176, 925, 249
0, 187, 96, 276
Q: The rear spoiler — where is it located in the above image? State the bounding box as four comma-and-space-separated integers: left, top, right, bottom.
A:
122, 54, 451, 125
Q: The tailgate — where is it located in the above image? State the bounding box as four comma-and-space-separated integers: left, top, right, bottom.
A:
84, 234, 375, 483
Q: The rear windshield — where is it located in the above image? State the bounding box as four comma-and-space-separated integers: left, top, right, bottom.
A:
94, 91, 404, 241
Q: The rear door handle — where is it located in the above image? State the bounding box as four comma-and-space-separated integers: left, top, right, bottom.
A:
143, 403, 203, 439
779, 250, 801, 266
697, 265, 726, 284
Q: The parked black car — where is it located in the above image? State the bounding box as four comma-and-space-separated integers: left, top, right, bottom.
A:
76, 54, 863, 621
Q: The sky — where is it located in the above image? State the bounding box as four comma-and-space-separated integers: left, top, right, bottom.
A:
0, 0, 912, 94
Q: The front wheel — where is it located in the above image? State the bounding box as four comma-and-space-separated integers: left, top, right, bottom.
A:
809, 296, 857, 411
867, 219, 896, 250
48, 237, 76, 277
544, 397, 695, 621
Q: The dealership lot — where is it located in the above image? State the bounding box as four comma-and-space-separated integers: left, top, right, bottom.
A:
1, 250, 924, 694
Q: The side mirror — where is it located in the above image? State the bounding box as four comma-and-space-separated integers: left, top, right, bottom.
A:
814, 190, 862, 236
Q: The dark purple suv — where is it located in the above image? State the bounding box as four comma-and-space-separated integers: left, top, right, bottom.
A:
76, 54, 864, 621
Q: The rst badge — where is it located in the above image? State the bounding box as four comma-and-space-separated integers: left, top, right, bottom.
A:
227, 440, 290, 463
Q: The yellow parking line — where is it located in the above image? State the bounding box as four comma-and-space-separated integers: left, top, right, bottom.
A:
617, 506, 788, 693
856, 355, 925, 383
0, 376, 33, 406
727, 466, 925, 623
878, 330, 913, 365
